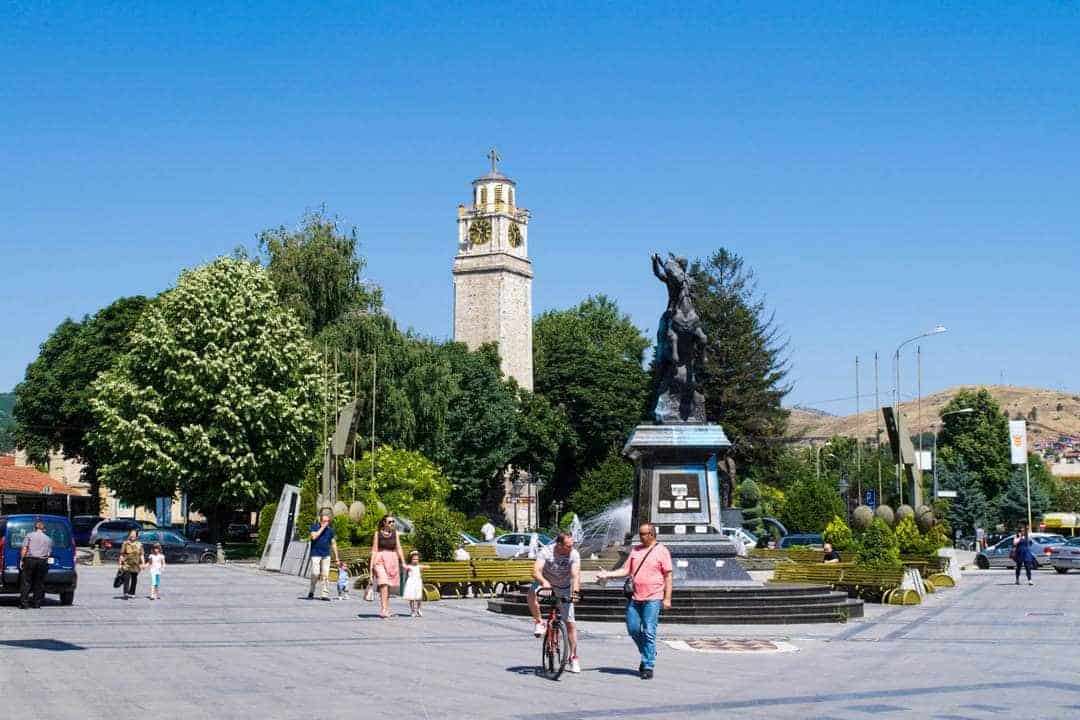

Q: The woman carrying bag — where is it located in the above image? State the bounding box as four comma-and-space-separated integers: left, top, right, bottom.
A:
117, 529, 146, 600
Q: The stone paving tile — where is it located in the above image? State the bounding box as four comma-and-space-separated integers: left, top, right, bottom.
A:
1, 565, 1077, 719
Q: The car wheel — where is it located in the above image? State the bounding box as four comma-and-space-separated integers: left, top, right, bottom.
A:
1054, 566, 1068, 574
200, 552, 216, 564
976, 555, 990, 570
60, 591, 74, 606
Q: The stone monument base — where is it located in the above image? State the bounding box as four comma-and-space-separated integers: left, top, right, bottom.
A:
623, 424, 755, 586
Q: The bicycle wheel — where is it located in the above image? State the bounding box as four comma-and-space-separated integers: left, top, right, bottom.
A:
541, 620, 571, 680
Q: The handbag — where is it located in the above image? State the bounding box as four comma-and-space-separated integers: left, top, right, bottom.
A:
113, 570, 126, 589
623, 545, 658, 600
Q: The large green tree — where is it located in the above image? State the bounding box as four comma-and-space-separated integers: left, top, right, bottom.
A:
0, 392, 15, 452
937, 388, 1011, 502
690, 249, 790, 475
998, 464, 1051, 527
938, 458, 990, 536
89, 258, 323, 536
259, 208, 382, 334
12, 296, 150, 511
533, 295, 650, 500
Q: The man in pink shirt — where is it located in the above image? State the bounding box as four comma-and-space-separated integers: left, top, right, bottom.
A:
598, 522, 672, 679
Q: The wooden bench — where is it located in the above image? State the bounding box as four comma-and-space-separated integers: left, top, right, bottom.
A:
470, 559, 534, 597
421, 561, 476, 601
466, 544, 499, 560
772, 563, 907, 602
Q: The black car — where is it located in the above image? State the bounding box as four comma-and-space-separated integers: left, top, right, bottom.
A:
226, 523, 252, 542
103, 529, 218, 564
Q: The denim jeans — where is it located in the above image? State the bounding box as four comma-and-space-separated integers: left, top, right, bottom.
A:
626, 599, 662, 669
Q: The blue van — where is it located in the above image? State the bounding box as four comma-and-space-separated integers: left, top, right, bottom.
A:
0, 514, 78, 605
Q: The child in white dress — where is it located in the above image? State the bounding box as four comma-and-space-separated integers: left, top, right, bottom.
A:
148, 544, 166, 600
402, 550, 429, 617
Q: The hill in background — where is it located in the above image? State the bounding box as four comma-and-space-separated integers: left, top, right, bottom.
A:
787, 385, 1080, 447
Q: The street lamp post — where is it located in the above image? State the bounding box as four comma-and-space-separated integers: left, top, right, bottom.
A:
816, 445, 835, 481
893, 325, 947, 503
932, 407, 974, 499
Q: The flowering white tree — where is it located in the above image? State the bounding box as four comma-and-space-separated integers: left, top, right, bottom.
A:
90, 257, 324, 529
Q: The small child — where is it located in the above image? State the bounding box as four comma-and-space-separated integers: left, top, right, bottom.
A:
336, 562, 351, 600
402, 550, 429, 617
148, 544, 165, 600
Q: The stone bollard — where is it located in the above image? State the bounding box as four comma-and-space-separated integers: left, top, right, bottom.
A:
92, 547, 102, 566
216, 543, 225, 563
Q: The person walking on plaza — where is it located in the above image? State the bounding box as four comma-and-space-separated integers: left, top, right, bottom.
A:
370, 515, 406, 618
402, 550, 430, 617
597, 522, 672, 679
19, 518, 52, 609
147, 543, 166, 600
1013, 522, 1035, 586
527, 532, 583, 673
308, 510, 341, 601
118, 528, 145, 600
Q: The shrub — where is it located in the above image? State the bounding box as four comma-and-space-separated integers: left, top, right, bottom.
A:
331, 514, 352, 547
823, 515, 854, 551
411, 502, 464, 561
257, 502, 277, 554
560, 511, 577, 530
919, 523, 950, 554
780, 476, 846, 533
738, 479, 762, 506
894, 516, 922, 555
343, 446, 450, 518
855, 518, 901, 569
569, 450, 634, 519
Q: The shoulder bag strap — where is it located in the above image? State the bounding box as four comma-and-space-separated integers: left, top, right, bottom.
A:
630, 545, 658, 579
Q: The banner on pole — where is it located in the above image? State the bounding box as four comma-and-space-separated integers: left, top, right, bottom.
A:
1008, 420, 1028, 464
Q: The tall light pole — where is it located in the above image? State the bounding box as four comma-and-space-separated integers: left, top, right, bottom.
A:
894, 325, 947, 502
932, 407, 974, 498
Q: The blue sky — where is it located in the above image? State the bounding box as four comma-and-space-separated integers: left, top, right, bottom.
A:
3, 2, 1078, 414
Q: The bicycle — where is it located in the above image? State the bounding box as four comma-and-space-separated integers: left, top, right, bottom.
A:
537, 587, 572, 680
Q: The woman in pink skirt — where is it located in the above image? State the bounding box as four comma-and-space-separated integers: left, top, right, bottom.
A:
369, 515, 405, 618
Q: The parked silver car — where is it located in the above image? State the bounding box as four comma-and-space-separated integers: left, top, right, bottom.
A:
484, 532, 556, 558
974, 532, 1066, 569
1047, 536, 1080, 573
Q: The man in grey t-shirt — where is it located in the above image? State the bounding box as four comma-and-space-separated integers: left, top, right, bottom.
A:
527, 533, 582, 673
20, 519, 53, 609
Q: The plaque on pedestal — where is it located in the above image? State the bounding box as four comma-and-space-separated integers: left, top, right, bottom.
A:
623, 424, 756, 586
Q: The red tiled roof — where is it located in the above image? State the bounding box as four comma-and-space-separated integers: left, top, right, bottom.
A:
0, 455, 14, 466
0, 465, 85, 496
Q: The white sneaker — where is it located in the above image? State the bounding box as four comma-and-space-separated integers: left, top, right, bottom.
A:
569, 657, 581, 674
533, 620, 546, 637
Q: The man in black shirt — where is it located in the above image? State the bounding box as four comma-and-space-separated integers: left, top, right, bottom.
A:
823, 542, 841, 564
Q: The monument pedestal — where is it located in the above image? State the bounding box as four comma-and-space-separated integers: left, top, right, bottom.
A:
623, 424, 756, 586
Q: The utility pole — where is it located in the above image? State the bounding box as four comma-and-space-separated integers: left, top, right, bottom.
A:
875, 352, 882, 500
855, 355, 862, 500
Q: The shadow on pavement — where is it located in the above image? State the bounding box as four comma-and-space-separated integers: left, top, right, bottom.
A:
0, 639, 85, 651
594, 667, 639, 676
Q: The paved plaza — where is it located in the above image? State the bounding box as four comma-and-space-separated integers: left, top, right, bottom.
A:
2, 564, 1079, 719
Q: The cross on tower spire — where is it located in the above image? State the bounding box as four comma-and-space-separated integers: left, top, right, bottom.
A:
487, 147, 501, 173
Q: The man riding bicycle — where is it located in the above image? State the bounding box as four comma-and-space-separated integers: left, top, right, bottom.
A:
527, 532, 582, 673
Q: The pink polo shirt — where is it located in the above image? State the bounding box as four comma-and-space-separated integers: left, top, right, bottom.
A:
625, 543, 672, 601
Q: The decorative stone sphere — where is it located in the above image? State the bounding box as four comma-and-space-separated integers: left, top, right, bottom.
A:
852, 505, 874, 532
349, 501, 366, 523
915, 505, 936, 531
896, 504, 914, 523
874, 505, 895, 527
372, 499, 388, 518
333, 501, 349, 517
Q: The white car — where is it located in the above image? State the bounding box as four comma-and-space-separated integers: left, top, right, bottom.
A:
720, 527, 758, 554
486, 532, 556, 559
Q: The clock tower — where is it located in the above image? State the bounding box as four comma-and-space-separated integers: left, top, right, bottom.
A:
453, 149, 534, 390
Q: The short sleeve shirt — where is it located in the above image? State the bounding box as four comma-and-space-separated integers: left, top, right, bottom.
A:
310, 523, 335, 557
626, 543, 673, 601
24, 530, 53, 559
538, 545, 580, 589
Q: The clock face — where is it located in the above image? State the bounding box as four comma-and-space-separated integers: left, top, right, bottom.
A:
469, 218, 491, 246
508, 223, 523, 248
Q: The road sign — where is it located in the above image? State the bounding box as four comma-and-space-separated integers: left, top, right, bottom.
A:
863, 489, 877, 510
